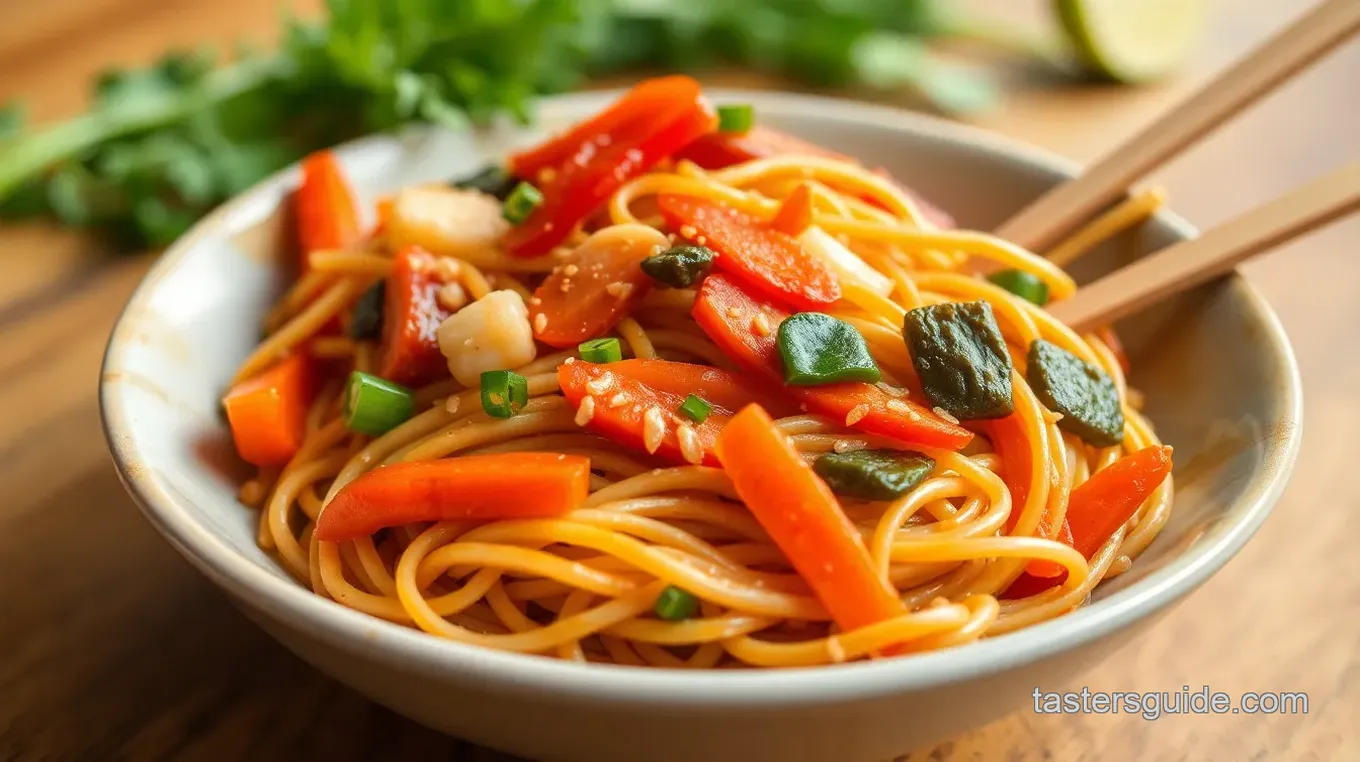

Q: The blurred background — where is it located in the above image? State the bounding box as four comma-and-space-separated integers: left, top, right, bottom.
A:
0, 1, 1355, 761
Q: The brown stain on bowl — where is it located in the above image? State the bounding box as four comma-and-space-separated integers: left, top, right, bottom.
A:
101, 371, 209, 425
125, 320, 193, 366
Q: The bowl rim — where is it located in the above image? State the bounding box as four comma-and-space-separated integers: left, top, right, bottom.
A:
100, 88, 1303, 708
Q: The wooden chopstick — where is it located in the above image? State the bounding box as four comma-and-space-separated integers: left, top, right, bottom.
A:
995, 0, 1360, 253
1047, 163, 1359, 333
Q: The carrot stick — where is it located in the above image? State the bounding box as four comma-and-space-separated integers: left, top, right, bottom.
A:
222, 353, 316, 467
716, 404, 905, 635
314, 453, 591, 542
1001, 444, 1173, 598
770, 183, 816, 236
295, 150, 361, 270
1067, 445, 1173, 558
987, 414, 1068, 578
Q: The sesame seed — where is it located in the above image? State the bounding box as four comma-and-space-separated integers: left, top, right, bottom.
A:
880, 384, 909, 397
559, 280, 573, 293
932, 406, 961, 425
529, 297, 542, 306
585, 374, 612, 396
695, 236, 707, 246
643, 407, 667, 454
845, 403, 870, 426
575, 396, 596, 426
563, 357, 576, 365
605, 282, 634, 299
533, 313, 548, 333
676, 423, 703, 464
680, 225, 697, 239
832, 439, 866, 454
1043, 409, 1065, 424
608, 393, 628, 408
564, 264, 579, 276
886, 399, 910, 414
444, 396, 461, 415
751, 313, 772, 336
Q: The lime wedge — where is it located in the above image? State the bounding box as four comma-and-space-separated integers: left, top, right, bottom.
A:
1055, 0, 1207, 83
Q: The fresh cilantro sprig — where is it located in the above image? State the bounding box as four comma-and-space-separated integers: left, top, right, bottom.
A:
0, 0, 1029, 250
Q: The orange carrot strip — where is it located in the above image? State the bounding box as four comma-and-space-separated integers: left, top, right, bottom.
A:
1002, 444, 1173, 598
716, 405, 905, 635
769, 183, 816, 236
1067, 445, 1173, 558
987, 414, 1067, 578
295, 150, 361, 270
223, 353, 316, 467
314, 453, 591, 542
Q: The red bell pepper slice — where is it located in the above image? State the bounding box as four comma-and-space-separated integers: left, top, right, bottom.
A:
502, 76, 716, 257
691, 274, 972, 451
314, 454, 591, 542
295, 150, 361, 271
657, 194, 840, 310
378, 246, 451, 387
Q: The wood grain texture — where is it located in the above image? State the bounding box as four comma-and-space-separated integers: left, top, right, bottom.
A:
0, 1, 1355, 760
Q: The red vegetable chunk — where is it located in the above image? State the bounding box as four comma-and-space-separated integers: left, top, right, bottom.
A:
503, 76, 717, 257
378, 246, 451, 387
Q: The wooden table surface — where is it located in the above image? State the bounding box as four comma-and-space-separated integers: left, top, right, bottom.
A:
1, 1, 1356, 760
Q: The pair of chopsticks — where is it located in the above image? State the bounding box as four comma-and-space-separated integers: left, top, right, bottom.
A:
995, 0, 1360, 333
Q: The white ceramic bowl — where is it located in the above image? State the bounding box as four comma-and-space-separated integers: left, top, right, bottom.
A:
100, 91, 1302, 762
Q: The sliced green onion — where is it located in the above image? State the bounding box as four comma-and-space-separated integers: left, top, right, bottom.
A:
343, 371, 415, 435
654, 585, 699, 621
501, 181, 543, 224
480, 370, 529, 419
678, 394, 711, 424
578, 337, 622, 364
777, 312, 880, 385
348, 280, 386, 340
987, 269, 1050, 306
717, 104, 755, 133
